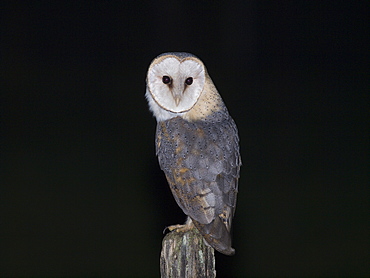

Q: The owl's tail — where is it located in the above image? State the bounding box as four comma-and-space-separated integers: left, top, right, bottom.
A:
192, 216, 235, 255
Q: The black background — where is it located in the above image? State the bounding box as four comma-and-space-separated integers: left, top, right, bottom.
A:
1, 1, 368, 277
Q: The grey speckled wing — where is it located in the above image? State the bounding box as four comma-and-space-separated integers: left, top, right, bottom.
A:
156, 109, 241, 255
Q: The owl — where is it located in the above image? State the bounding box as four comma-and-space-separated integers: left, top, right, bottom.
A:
146, 52, 241, 255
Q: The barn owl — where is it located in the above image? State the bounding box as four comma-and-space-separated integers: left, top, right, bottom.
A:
146, 52, 241, 255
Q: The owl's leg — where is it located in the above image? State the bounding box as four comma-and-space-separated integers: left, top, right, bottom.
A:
166, 217, 194, 233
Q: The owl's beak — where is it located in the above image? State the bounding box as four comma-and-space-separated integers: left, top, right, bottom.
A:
173, 95, 181, 106
171, 88, 183, 107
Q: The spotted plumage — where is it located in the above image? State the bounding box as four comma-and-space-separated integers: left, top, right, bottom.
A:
146, 52, 241, 255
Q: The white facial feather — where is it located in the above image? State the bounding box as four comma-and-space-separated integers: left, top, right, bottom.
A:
146, 55, 206, 121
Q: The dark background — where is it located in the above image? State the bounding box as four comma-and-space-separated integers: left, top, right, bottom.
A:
1, 1, 368, 277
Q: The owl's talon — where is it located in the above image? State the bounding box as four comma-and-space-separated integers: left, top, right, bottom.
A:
162, 226, 175, 234
165, 218, 194, 233
163, 224, 183, 234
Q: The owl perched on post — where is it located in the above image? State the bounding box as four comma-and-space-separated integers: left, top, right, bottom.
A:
146, 52, 241, 255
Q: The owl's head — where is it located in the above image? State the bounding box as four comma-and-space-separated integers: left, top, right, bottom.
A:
146, 52, 206, 120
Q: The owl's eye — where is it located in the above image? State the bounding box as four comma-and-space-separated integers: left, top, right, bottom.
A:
162, 76, 172, 84
185, 77, 193, 85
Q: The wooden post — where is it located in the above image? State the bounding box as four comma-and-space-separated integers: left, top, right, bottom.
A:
160, 227, 216, 278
